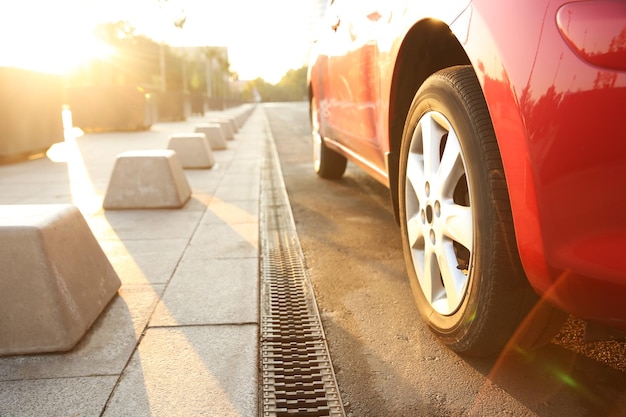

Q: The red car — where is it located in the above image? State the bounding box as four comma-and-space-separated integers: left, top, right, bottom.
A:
308, 0, 626, 356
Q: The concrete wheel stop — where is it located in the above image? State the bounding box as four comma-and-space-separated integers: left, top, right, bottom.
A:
0, 204, 121, 356
103, 150, 191, 209
194, 123, 227, 150
210, 118, 236, 140
233, 106, 254, 128
223, 116, 239, 133
167, 133, 215, 169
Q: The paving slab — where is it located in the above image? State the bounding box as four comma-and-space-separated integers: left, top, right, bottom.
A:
213, 180, 261, 201
98, 238, 189, 286
202, 199, 259, 225
87, 209, 205, 240
182, 170, 222, 194
151, 257, 258, 326
0, 376, 118, 417
102, 325, 258, 417
185, 222, 259, 259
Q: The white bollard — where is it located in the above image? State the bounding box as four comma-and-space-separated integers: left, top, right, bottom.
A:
167, 133, 215, 169
195, 123, 227, 150
103, 150, 191, 209
0, 204, 121, 355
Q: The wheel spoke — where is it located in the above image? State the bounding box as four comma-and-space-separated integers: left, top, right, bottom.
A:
419, 113, 443, 177
437, 242, 465, 312
406, 152, 425, 200
407, 214, 424, 249
437, 131, 464, 196
420, 244, 438, 304
442, 203, 473, 250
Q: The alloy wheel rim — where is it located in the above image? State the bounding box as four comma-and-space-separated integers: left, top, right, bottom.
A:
404, 111, 473, 315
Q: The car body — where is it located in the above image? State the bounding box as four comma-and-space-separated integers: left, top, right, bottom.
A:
308, 0, 626, 354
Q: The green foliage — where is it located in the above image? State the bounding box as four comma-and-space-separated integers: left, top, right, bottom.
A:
276, 66, 308, 101
242, 65, 308, 102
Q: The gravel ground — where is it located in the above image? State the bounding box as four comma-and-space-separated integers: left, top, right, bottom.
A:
554, 317, 626, 372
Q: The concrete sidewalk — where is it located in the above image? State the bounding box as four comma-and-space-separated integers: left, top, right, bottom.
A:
0, 105, 264, 416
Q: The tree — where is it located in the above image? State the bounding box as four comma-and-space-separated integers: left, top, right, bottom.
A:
276, 66, 308, 101
66, 21, 162, 89
242, 65, 308, 102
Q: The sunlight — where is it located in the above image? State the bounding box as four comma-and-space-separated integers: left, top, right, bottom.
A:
164, 0, 313, 83
45, 123, 102, 214
0, 1, 114, 75
208, 199, 258, 248
64, 131, 102, 214
2, 0, 315, 82
0, 29, 115, 75
137, 328, 247, 416
47, 107, 100, 212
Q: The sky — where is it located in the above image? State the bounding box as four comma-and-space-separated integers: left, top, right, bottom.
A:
0, 0, 325, 84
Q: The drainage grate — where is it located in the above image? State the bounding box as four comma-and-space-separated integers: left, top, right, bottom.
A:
260, 122, 345, 417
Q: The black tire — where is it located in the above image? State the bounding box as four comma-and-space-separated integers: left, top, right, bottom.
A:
398, 66, 559, 356
310, 98, 347, 179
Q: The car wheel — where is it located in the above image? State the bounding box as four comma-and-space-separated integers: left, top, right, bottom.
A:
310, 98, 347, 179
398, 66, 547, 356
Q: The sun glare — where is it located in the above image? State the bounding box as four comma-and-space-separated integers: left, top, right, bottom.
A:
2, 0, 316, 82
0, 2, 113, 75
0, 29, 114, 75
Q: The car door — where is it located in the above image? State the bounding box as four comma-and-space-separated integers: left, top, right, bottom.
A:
319, 0, 384, 169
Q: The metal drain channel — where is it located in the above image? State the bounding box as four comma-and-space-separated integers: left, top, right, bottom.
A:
260, 121, 345, 417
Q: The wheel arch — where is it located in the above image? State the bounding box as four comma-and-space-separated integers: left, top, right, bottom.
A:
386, 19, 471, 222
